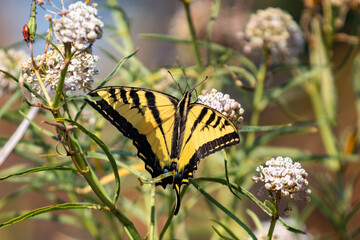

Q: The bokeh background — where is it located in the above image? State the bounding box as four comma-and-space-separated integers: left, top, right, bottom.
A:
1, 0, 359, 239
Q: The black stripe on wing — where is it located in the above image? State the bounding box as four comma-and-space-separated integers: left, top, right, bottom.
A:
180, 131, 239, 183
85, 91, 170, 188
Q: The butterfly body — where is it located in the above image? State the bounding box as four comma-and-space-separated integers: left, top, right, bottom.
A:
86, 86, 239, 214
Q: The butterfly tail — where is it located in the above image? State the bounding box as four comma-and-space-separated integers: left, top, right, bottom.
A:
173, 183, 181, 215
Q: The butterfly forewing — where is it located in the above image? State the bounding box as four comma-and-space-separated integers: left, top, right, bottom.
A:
86, 86, 178, 177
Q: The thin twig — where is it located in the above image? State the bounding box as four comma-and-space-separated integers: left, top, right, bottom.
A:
0, 107, 39, 166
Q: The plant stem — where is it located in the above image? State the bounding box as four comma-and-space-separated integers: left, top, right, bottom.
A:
303, 81, 339, 170
52, 42, 71, 109
63, 127, 141, 239
150, 184, 156, 240
183, 1, 203, 71
245, 61, 267, 150
267, 193, 280, 240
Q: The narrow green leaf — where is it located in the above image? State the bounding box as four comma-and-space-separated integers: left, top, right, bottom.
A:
194, 178, 306, 234
255, 125, 317, 147
140, 33, 258, 75
0, 166, 76, 181
211, 219, 240, 240
0, 202, 102, 228
224, 158, 241, 200
241, 122, 317, 133
246, 209, 264, 234
97, 49, 139, 89
191, 180, 257, 240
267, 66, 323, 103
0, 211, 83, 227
195, 177, 272, 215
212, 225, 235, 240
277, 218, 307, 234
55, 118, 121, 204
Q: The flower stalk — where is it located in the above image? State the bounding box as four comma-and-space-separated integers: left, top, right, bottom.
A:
183, 0, 203, 71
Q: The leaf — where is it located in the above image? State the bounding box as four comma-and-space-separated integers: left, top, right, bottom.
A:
194, 178, 306, 234
255, 124, 317, 147
55, 118, 121, 204
195, 177, 272, 216
97, 49, 139, 89
140, 33, 258, 75
266, 66, 323, 103
0, 203, 102, 228
191, 180, 258, 240
278, 218, 306, 234
0, 165, 76, 181
211, 219, 240, 240
246, 209, 263, 234
212, 225, 235, 240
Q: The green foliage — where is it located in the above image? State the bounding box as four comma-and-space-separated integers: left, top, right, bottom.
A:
0, 0, 360, 239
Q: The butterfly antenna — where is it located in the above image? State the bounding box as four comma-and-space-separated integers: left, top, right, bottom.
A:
168, 71, 183, 94
190, 76, 208, 95
180, 66, 190, 93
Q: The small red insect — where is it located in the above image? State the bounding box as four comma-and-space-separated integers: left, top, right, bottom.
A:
22, 24, 30, 42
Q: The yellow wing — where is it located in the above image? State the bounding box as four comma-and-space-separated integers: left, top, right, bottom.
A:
175, 103, 240, 185
86, 87, 240, 215
86, 86, 179, 187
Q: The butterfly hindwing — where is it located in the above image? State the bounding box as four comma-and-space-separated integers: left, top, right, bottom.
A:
175, 103, 240, 184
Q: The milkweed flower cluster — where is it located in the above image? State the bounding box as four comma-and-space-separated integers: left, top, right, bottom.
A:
0, 49, 29, 97
51, 1, 103, 49
244, 7, 304, 65
253, 156, 311, 202
197, 89, 244, 129
22, 46, 99, 98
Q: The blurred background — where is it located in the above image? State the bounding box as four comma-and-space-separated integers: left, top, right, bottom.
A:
0, 0, 359, 239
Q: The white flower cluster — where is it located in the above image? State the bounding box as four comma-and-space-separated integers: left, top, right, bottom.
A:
22, 46, 99, 98
52, 2, 103, 48
0, 49, 29, 97
253, 156, 311, 202
244, 7, 304, 65
197, 89, 244, 129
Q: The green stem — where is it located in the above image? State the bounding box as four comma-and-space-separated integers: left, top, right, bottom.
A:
67, 131, 141, 239
267, 217, 276, 240
149, 184, 156, 240
267, 193, 280, 240
206, 0, 221, 65
50, 106, 141, 239
303, 82, 339, 169
52, 42, 71, 109
245, 61, 267, 150
183, 1, 203, 71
